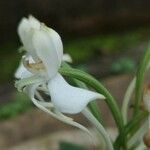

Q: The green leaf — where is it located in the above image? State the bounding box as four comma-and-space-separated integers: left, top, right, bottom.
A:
114, 111, 148, 149
134, 43, 150, 115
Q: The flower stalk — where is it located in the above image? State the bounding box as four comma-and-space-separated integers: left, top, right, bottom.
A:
122, 77, 136, 124
82, 108, 114, 150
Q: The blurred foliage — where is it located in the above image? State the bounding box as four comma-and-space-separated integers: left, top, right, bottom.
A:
0, 42, 20, 83
0, 92, 32, 120
59, 142, 85, 150
110, 57, 136, 74
65, 29, 145, 62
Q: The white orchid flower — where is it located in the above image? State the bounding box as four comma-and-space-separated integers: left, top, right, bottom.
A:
15, 16, 105, 133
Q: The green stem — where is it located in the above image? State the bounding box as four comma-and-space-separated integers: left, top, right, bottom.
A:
128, 120, 148, 148
82, 108, 114, 150
59, 67, 126, 149
122, 78, 136, 124
88, 101, 103, 124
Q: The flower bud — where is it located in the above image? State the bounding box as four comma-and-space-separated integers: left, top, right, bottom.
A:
143, 129, 150, 148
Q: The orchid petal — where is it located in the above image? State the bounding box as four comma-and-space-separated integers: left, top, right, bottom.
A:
26, 83, 92, 136
28, 15, 41, 29
43, 25, 63, 64
17, 17, 40, 60
32, 29, 61, 78
48, 73, 105, 114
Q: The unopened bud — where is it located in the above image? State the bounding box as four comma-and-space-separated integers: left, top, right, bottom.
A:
143, 130, 150, 148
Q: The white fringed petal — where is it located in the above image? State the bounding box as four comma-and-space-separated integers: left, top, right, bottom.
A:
32, 29, 62, 78
48, 73, 105, 114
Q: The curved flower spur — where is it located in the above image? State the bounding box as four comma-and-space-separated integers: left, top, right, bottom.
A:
15, 16, 106, 140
